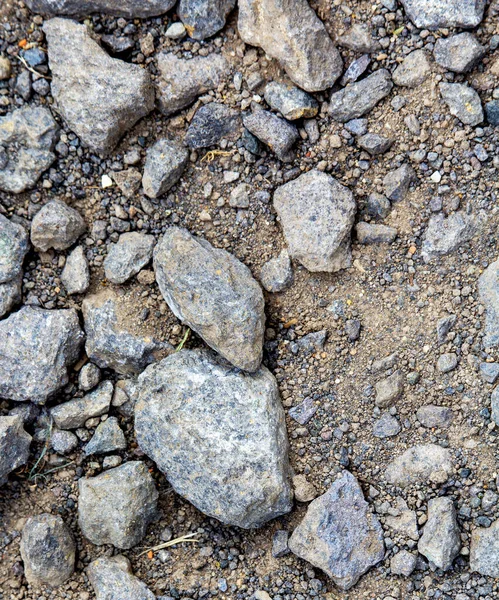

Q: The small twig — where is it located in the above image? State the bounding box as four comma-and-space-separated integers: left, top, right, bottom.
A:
14, 54, 52, 80
137, 532, 199, 557
175, 328, 191, 352
35, 461, 75, 479
28, 418, 53, 481
200, 150, 233, 163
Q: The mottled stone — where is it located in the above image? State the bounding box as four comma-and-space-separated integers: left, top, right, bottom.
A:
0, 415, 31, 485
260, 250, 293, 293
375, 370, 404, 408
84, 416, 126, 455
25, 0, 175, 17
61, 246, 90, 295
392, 50, 431, 87
79, 362, 101, 391
357, 133, 393, 155
112, 168, 142, 198
383, 164, 416, 202
373, 413, 401, 438
0, 277, 22, 319
329, 70, 392, 122
142, 139, 188, 199
437, 352, 458, 373
385, 444, 453, 487
243, 110, 299, 162
185, 103, 241, 149
51, 381, 113, 429
356, 222, 397, 244
470, 518, 499, 577
418, 497, 460, 570
178, 0, 235, 40
264, 82, 318, 120
31, 200, 86, 252
104, 232, 155, 284
416, 405, 453, 428
400, 0, 486, 29
390, 550, 417, 576
51, 430, 78, 454
337, 23, 379, 53
479, 258, 499, 349
422, 211, 480, 262
439, 82, 483, 126
0, 214, 29, 284
434, 33, 485, 74
87, 555, 155, 600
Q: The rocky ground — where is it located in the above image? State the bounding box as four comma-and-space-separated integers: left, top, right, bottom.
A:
2, 0, 499, 599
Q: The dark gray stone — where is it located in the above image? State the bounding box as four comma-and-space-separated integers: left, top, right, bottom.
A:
84, 417, 126, 455
290, 330, 327, 355
383, 164, 416, 202
25, 0, 175, 17
51, 381, 113, 429
31, 199, 86, 252
142, 139, 188, 199
418, 497, 460, 570
357, 133, 393, 155
400, 0, 486, 29
260, 250, 293, 293
434, 33, 485, 73
243, 110, 299, 162
185, 103, 241, 149
179, 0, 234, 40
0, 415, 31, 485
486, 100, 499, 126
264, 82, 318, 120
88, 555, 155, 600
367, 192, 390, 219
272, 530, 290, 558
439, 82, 483, 126
345, 319, 361, 341
341, 54, 371, 86
104, 232, 156, 284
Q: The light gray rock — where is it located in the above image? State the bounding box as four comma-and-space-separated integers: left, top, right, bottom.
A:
31, 200, 86, 252
0, 106, 59, 194
480, 362, 499, 384
418, 497, 460, 570
44, 18, 154, 155
153, 227, 265, 372
0, 214, 29, 284
0, 306, 84, 404
356, 222, 397, 244
0, 277, 22, 319
260, 250, 293, 293
135, 349, 292, 528
434, 33, 485, 74
243, 110, 299, 162
479, 258, 499, 348
337, 24, 379, 53
385, 444, 453, 487
400, 0, 486, 29
156, 52, 228, 117
178, 0, 234, 40
373, 413, 401, 438
390, 550, 417, 576
437, 352, 458, 373
288, 471, 384, 590
385, 503, 419, 541
25, 0, 175, 16
104, 232, 156, 284
357, 133, 393, 155
375, 370, 404, 408
79, 362, 101, 391
229, 183, 250, 208
273, 170, 356, 272
491, 387, 499, 426
185, 103, 241, 149
329, 70, 393, 122
61, 246, 90, 295
51, 381, 113, 429
238, 0, 342, 92
422, 211, 480, 262
142, 139, 188, 199
20, 514, 75, 587
437, 314, 456, 344
84, 417, 126, 455
470, 518, 499, 577
439, 82, 483, 126
383, 164, 416, 202
51, 429, 78, 454
392, 50, 431, 87
0, 56, 11, 80
292, 473, 318, 502
416, 405, 453, 428
112, 168, 142, 198
0, 415, 31, 485
78, 461, 158, 549
264, 82, 318, 120
87, 555, 155, 600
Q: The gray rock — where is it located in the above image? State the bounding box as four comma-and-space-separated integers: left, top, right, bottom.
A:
87, 555, 155, 600
341, 54, 371, 86
416, 405, 453, 429
20, 514, 75, 587
79, 362, 101, 391
273, 169, 356, 272
289, 397, 317, 425
61, 246, 90, 295
31, 200, 86, 252
385, 503, 419, 541
264, 82, 318, 120
288, 471, 384, 590
290, 330, 327, 355
112, 168, 142, 198
383, 164, 416, 202
51, 429, 78, 454
272, 530, 290, 558
437, 352, 458, 373
470, 519, 499, 577
156, 52, 228, 117
82, 290, 164, 375
375, 370, 404, 408
44, 18, 154, 155
153, 227, 265, 372
480, 362, 499, 384
78, 461, 158, 549
238, 0, 342, 92
260, 250, 293, 293
0, 214, 29, 284
25, 0, 175, 17
345, 319, 361, 341
142, 139, 188, 199
84, 417, 126, 455
357, 133, 393, 155
373, 413, 401, 438
292, 473, 318, 502
243, 110, 299, 162
356, 222, 397, 244
0, 306, 84, 404
400, 0, 486, 29
486, 100, 499, 126
185, 103, 241, 149
390, 550, 417, 576
135, 349, 292, 528
0, 415, 31, 485
434, 33, 485, 74
422, 211, 480, 263
437, 314, 456, 344
178, 0, 234, 40
492, 387, 499, 425
439, 82, 483, 126
385, 444, 453, 487
0, 56, 11, 80
329, 70, 393, 122
104, 232, 156, 284
51, 381, 113, 429
229, 183, 250, 208
479, 258, 499, 349
337, 24, 379, 53
392, 50, 431, 87
0, 106, 59, 193
367, 192, 391, 219
0, 277, 22, 319
345, 118, 368, 136
418, 497, 460, 570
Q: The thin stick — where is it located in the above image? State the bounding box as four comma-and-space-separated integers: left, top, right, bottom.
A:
175, 328, 190, 352
14, 54, 52, 80
137, 532, 199, 557
28, 418, 53, 481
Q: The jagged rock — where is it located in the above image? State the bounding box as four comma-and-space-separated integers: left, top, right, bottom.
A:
61, 246, 90, 295
0, 415, 31, 484
434, 33, 485, 74
385, 444, 453, 487
272, 530, 290, 558
20, 514, 75, 587
273, 169, 356, 272
375, 370, 404, 408
44, 18, 154, 155
264, 82, 318, 120
153, 227, 265, 372
0, 106, 59, 193
421, 211, 480, 262
390, 550, 417, 576
178, 0, 235, 40
337, 24, 379, 53
356, 222, 397, 244
400, 0, 486, 29
87, 555, 155, 600
357, 133, 393, 155
383, 164, 416, 202
341, 54, 371, 86
238, 0, 342, 92
78, 461, 158, 548
84, 416, 126, 455
392, 50, 431, 87
437, 314, 457, 344
367, 192, 391, 219
142, 139, 188, 199
479, 258, 499, 348
418, 497, 460, 570
470, 518, 499, 577
135, 349, 292, 528
288, 471, 384, 590
439, 82, 483, 126
416, 405, 453, 428
112, 168, 142, 197
243, 110, 299, 162
260, 250, 293, 293
329, 70, 392, 122
25, 0, 176, 17
31, 199, 86, 252
185, 103, 241, 149
0, 307, 84, 404
229, 183, 250, 208
156, 52, 228, 117
0, 277, 22, 319
79, 363, 101, 391
0, 214, 29, 284
104, 232, 156, 284
51, 381, 113, 429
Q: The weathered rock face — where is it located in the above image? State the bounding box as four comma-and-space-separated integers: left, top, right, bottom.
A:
479, 258, 499, 349
243, 110, 299, 162
78, 461, 158, 549
20, 514, 75, 587
61, 246, 90, 295
104, 232, 156, 284
400, 0, 486, 29
153, 227, 265, 372
25, 0, 176, 17
439, 82, 483, 126
44, 18, 154, 155
385, 444, 453, 487
418, 497, 460, 570
51, 380, 113, 429
264, 82, 318, 120
0, 415, 31, 485
421, 211, 481, 262
0, 307, 84, 404
0, 106, 59, 193
0, 215, 29, 317
185, 103, 241, 149
434, 33, 485, 74
238, 0, 342, 92
87, 555, 155, 600
178, 0, 235, 40
135, 350, 293, 528
260, 250, 293, 293
470, 518, 499, 577
30, 199, 86, 252
288, 471, 384, 590
142, 139, 188, 199
392, 50, 431, 87
0, 277, 22, 319
273, 170, 356, 272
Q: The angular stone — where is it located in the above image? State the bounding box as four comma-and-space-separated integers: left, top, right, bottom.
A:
329, 70, 392, 122
416, 405, 453, 428
400, 0, 486, 29
0, 306, 84, 404
337, 24, 379, 53
385, 444, 453, 487
31, 199, 86, 252
434, 33, 485, 74
243, 110, 299, 162
341, 54, 371, 86
373, 413, 401, 438
238, 0, 342, 92
422, 211, 480, 262
229, 183, 250, 208
178, 0, 235, 40
390, 550, 417, 576
142, 139, 188, 199
0, 415, 31, 485
20, 514, 75, 587
439, 82, 483, 126
112, 168, 142, 198
486, 100, 499, 126
437, 314, 456, 344
84, 416, 126, 455
470, 519, 499, 577
367, 192, 391, 219
479, 258, 499, 349
104, 232, 155, 285
375, 370, 404, 408
356, 222, 397, 244
385, 504, 419, 541
392, 50, 431, 87
25, 0, 175, 17
357, 133, 393, 155
272, 530, 290, 558
273, 169, 356, 272
153, 227, 265, 372
185, 103, 241, 149
0, 214, 29, 284
480, 362, 499, 384
78, 461, 158, 549
383, 164, 416, 202
88, 555, 155, 600
135, 349, 292, 528
61, 246, 90, 295
288, 471, 384, 590
260, 250, 293, 293
51, 381, 113, 429
0, 277, 22, 319
289, 397, 317, 425
264, 82, 318, 120
44, 18, 154, 155
0, 106, 59, 193
418, 497, 460, 570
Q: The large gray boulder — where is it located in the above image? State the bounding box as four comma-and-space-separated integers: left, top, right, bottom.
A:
470, 518, 499, 577
273, 170, 356, 272
0, 306, 84, 403
0, 415, 31, 485
418, 497, 460, 570
25, 0, 175, 17
44, 18, 154, 155
400, 0, 486, 29
0, 214, 29, 318
179, 0, 235, 40
104, 232, 156, 284
153, 227, 265, 372
385, 444, 453, 487
288, 471, 384, 590
238, 0, 342, 92
87, 555, 155, 600
479, 259, 499, 349
135, 349, 293, 529
31, 199, 86, 252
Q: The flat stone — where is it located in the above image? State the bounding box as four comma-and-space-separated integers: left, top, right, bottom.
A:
437, 352, 458, 373
289, 397, 317, 425
104, 232, 156, 284
416, 405, 453, 428
51, 381, 113, 429
0, 415, 31, 485
292, 474, 318, 502
422, 211, 480, 262
373, 413, 401, 438
337, 24, 379, 53
243, 110, 299, 162
418, 497, 460, 570
439, 82, 483, 126
390, 550, 417, 576
25, 0, 175, 17
383, 163, 416, 202
272, 530, 290, 558
112, 168, 142, 198
434, 33, 485, 74
87, 555, 155, 600
385, 444, 453, 487
264, 82, 318, 120
375, 370, 404, 408
357, 133, 393, 155
480, 362, 499, 384
341, 54, 371, 86
400, 0, 486, 29
470, 518, 499, 577
260, 250, 293, 293
478, 258, 499, 348
51, 430, 78, 454
61, 246, 90, 295
356, 222, 397, 244
31, 199, 86, 252
178, 0, 235, 40
84, 416, 126, 455
367, 192, 391, 219
0, 214, 29, 284
142, 138, 188, 199
392, 50, 431, 87
185, 103, 241, 149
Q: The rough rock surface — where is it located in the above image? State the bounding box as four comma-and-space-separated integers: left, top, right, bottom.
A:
20, 514, 75, 587
416, 405, 453, 428
142, 138, 188, 199
470, 518, 499, 577
479, 258, 499, 349
44, 18, 154, 154
153, 227, 265, 372
87, 555, 155, 600
260, 250, 293, 293
84, 416, 126, 455
264, 82, 318, 120
78, 461, 158, 549
61, 246, 90, 295
0, 415, 31, 485
439, 82, 483, 126
0, 306, 84, 403
375, 370, 404, 407
31, 199, 86, 252
418, 497, 460, 570
383, 164, 416, 202
357, 133, 393, 156
178, 0, 235, 40
400, 0, 486, 29
385, 444, 453, 487
421, 211, 480, 262
25, 0, 176, 16
243, 110, 299, 162
288, 471, 384, 590
0, 278, 22, 319
185, 103, 241, 149
356, 222, 397, 244
434, 33, 485, 74
135, 349, 293, 528
0, 214, 29, 317
238, 0, 342, 92
390, 550, 417, 576
392, 50, 431, 87
273, 170, 356, 272
51, 380, 113, 429
104, 232, 156, 284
